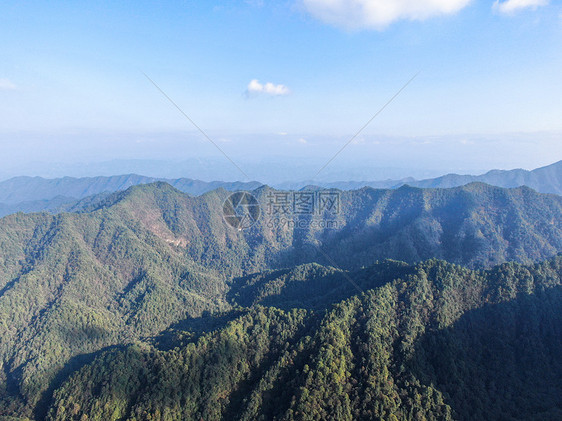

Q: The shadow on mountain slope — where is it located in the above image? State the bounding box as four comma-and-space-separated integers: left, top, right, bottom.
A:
409, 285, 562, 420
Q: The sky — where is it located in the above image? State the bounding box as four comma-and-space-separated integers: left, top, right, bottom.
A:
0, 0, 561, 181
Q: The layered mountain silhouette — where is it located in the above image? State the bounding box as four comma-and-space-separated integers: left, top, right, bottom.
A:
0, 161, 560, 218
290, 160, 562, 195
0, 174, 261, 217
0, 181, 561, 418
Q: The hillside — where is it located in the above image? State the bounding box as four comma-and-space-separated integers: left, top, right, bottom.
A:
0, 181, 561, 418
29, 180, 562, 270
46, 256, 562, 420
0, 194, 231, 417
114, 181, 562, 269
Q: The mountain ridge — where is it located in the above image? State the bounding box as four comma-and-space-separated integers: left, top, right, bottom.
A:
0, 174, 262, 205
0, 181, 561, 418
280, 160, 562, 194
45, 255, 562, 421
0, 161, 560, 217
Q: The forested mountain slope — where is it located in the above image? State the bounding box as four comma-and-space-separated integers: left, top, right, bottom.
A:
82, 181, 562, 269
0, 181, 561, 418
47, 256, 562, 421
0, 199, 230, 417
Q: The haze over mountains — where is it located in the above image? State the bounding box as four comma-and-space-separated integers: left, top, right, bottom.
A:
0, 161, 560, 218
3, 0, 561, 418
283, 160, 562, 195
0, 161, 561, 420
0, 180, 561, 418
0, 175, 261, 218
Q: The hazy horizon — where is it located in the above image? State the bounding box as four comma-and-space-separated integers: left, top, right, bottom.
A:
2, 1, 561, 183
0, 130, 559, 183
0, 153, 559, 185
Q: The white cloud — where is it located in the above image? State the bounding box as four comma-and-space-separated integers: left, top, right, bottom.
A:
0, 78, 16, 91
493, 0, 548, 14
301, 0, 471, 30
297, 137, 308, 144
246, 79, 290, 97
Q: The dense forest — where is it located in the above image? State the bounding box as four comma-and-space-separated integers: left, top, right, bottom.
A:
0, 182, 560, 419
47, 256, 562, 420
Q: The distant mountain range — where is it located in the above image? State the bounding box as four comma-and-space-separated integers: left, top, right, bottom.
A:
287, 160, 562, 194
0, 161, 560, 218
0, 175, 261, 217
0, 181, 561, 418
0, 174, 262, 204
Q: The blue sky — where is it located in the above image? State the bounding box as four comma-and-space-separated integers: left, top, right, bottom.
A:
0, 0, 561, 179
